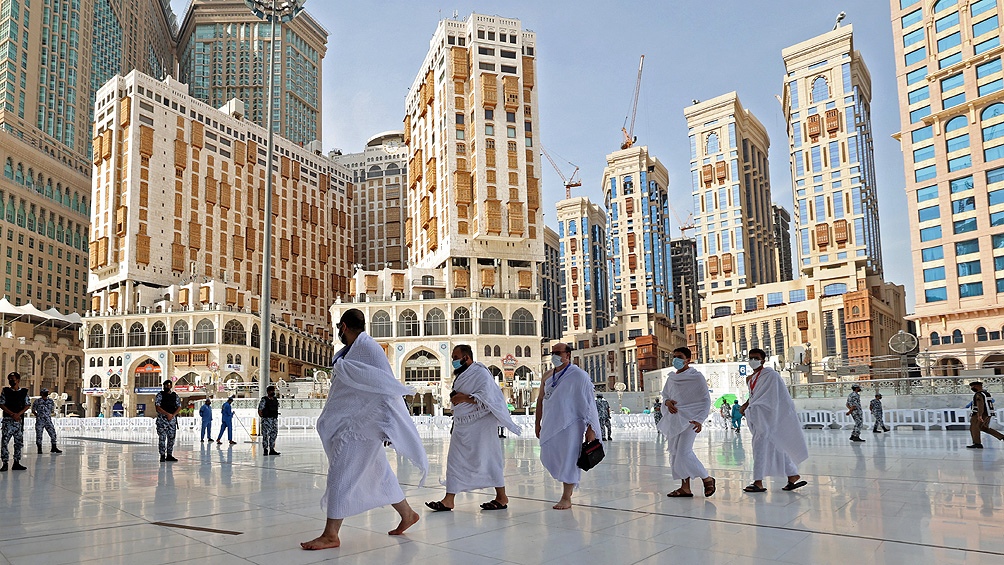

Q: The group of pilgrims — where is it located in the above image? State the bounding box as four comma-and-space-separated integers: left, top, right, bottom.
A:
300, 308, 808, 550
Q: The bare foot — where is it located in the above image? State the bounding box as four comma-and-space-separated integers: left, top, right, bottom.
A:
300, 535, 340, 550
552, 498, 572, 510
388, 511, 420, 535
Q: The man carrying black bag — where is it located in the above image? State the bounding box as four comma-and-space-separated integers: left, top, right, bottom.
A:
535, 343, 602, 510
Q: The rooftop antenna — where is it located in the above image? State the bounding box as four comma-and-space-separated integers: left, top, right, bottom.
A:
453, 10, 459, 19
833, 12, 846, 30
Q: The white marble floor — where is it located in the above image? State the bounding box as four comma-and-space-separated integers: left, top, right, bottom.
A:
0, 426, 1002, 564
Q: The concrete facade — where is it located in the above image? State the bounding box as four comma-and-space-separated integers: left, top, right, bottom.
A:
83, 71, 349, 415
890, 0, 1004, 376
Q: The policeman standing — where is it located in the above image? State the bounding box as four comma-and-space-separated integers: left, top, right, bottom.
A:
846, 384, 865, 443
31, 388, 61, 453
258, 385, 280, 456
155, 380, 181, 462
0, 372, 31, 471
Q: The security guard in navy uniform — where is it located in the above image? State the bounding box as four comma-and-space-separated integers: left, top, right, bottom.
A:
258, 385, 280, 456
0, 372, 31, 471
31, 388, 61, 453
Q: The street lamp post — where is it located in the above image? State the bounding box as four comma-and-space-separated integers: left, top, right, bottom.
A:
244, 0, 306, 399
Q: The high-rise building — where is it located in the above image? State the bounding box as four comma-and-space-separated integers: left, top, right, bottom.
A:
332, 131, 409, 270
84, 71, 352, 416
603, 146, 674, 390
783, 25, 883, 278
331, 13, 544, 414
685, 93, 776, 295
890, 0, 1004, 374
542, 226, 561, 341
691, 25, 907, 373
176, 0, 327, 146
0, 0, 179, 403
92, 0, 179, 94
772, 204, 794, 282
670, 238, 700, 329
556, 196, 610, 335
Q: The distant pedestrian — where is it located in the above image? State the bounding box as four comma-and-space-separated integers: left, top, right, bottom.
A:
870, 393, 889, 433
596, 394, 612, 441
258, 385, 280, 456
0, 372, 30, 471
720, 402, 730, 430
155, 380, 181, 462
217, 397, 236, 444
731, 399, 743, 433
112, 400, 124, 417
653, 399, 663, 425
199, 399, 213, 442
846, 384, 865, 442
968, 381, 1003, 449
31, 388, 61, 454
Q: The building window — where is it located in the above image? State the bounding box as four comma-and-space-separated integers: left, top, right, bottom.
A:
452, 307, 472, 334
150, 322, 168, 346
371, 310, 393, 337
223, 320, 246, 345
811, 76, 829, 103
481, 307, 505, 335
194, 319, 215, 344
398, 309, 419, 337
108, 324, 124, 348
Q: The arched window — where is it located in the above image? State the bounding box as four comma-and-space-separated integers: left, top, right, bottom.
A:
811, 76, 829, 103
930, 332, 940, 346
421, 275, 435, 285
235, 354, 242, 365
251, 324, 260, 347
278, 334, 287, 355
194, 319, 216, 344
116, 356, 122, 366
227, 354, 234, 365
425, 308, 446, 336
983, 103, 1004, 122
515, 347, 522, 358
952, 329, 964, 344
127, 323, 146, 347
452, 307, 472, 334
524, 346, 532, 357
977, 327, 989, 342
484, 345, 492, 357
706, 132, 720, 154
934, 0, 958, 13
89, 358, 95, 367
946, 115, 968, 133
223, 320, 246, 345
371, 310, 393, 337
823, 283, 848, 296
173, 320, 191, 345
97, 357, 104, 367
404, 350, 440, 383
3, 158, 12, 180
88, 325, 105, 348
509, 308, 536, 336
481, 307, 505, 335
149, 322, 168, 346
398, 309, 419, 336
493, 345, 501, 357
89, 375, 101, 388
109, 375, 122, 388
108, 324, 124, 348
108, 357, 114, 366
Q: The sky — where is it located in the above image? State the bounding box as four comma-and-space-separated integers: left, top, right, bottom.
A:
169, 0, 915, 309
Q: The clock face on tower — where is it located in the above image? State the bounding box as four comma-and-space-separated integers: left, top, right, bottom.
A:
383, 140, 401, 153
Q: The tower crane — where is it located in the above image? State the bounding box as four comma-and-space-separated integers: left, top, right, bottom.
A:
540, 144, 582, 199
672, 208, 695, 236
621, 55, 645, 150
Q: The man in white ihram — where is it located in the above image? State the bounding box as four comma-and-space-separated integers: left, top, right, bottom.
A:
659, 347, 716, 498
301, 309, 428, 550
535, 342, 602, 510
426, 344, 521, 512
739, 348, 808, 493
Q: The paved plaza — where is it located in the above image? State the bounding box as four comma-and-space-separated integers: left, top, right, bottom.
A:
0, 426, 1001, 564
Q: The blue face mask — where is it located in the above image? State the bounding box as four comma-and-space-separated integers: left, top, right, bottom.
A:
672, 358, 685, 371
452, 359, 463, 370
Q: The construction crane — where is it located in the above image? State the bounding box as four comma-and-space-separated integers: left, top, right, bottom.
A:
540, 144, 581, 199
621, 55, 645, 150
672, 208, 695, 236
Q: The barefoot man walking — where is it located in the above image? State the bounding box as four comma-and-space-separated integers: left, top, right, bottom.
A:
301, 309, 428, 550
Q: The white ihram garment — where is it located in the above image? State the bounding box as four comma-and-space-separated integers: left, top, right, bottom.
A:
745, 366, 808, 481
444, 362, 521, 493
539, 364, 602, 486
657, 366, 711, 480
316, 332, 428, 519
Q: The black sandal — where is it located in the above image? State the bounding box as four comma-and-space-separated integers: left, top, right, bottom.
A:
667, 488, 694, 497
782, 480, 808, 491
703, 477, 716, 497
480, 500, 508, 510
425, 500, 453, 512
743, 484, 767, 493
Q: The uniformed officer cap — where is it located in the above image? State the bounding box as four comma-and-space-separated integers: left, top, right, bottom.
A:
40, 388, 49, 394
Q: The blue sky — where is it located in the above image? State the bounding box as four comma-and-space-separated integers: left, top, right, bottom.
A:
170, 0, 914, 309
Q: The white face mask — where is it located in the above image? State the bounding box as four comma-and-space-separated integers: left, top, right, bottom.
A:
749, 359, 762, 370
551, 354, 565, 368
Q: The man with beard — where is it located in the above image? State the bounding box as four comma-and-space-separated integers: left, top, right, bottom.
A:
426, 344, 520, 512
